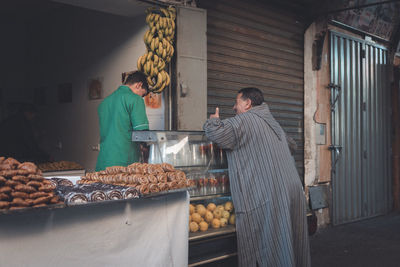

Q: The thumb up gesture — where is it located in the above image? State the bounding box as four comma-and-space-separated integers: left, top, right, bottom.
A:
210, 107, 219, 119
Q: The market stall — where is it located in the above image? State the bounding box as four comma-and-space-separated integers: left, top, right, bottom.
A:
0, 190, 189, 267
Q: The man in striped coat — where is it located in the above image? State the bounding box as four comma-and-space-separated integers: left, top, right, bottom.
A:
203, 87, 311, 267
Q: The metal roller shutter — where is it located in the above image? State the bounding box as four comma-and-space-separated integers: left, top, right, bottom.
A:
199, 0, 306, 177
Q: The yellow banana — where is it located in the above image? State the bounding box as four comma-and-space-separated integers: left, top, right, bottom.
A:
150, 38, 155, 51
146, 33, 153, 45
154, 80, 167, 93
163, 17, 167, 29
143, 61, 147, 75
154, 54, 159, 66
154, 72, 163, 89
160, 8, 169, 18
156, 22, 160, 31
158, 42, 163, 54
154, 66, 159, 76
169, 45, 174, 57
155, 37, 160, 49
162, 48, 166, 59
154, 14, 160, 22
165, 72, 170, 86
171, 20, 175, 31
147, 76, 154, 87
143, 30, 149, 43
157, 58, 163, 69
158, 31, 163, 39
147, 51, 153, 61
151, 26, 156, 35
142, 53, 147, 65
150, 63, 154, 77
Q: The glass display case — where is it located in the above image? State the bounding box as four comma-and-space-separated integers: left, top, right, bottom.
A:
132, 131, 237, 266
132, 130, 230, 199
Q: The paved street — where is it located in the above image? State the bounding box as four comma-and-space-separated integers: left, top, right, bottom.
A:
310, 212, 400, 267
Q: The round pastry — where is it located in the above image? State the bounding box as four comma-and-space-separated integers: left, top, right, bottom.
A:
161, 163, 175, 172
222, 210, 230, 220
211, 218, 221, 229
205, 211, 214, 223
27, 181, 43, 188
107, 190, 123, 200
213, 209, 222, 219
17, 162, 38, 174
207, 203, 216, 212
189, 221, 199, 233
175, 170, 186, 180
216, 205, 225, 212
136, 184, 150, 195
27, 174, 44, 181
224, 201, 234, 212
123, 188, 139, 199
138, 175, 149, 185
191, 212, 202, 224
0, 201, 10, 209
199, 221, 209, 232
167, 181, 178, 189
0, 186, 12, 194
189, 204, 195, 215
0, 193, 10, 201
220, 218, 228, 227
11, 191, 29, 199
158, 182, 169, 192
196, 204, 207, 217
12, 175, 30, 183
177, 180, 186, 189
147, 175, 158, 184
167, 172, 177, 182
12, 198, 30, 207
38, 184, 56, 193
156, 173, 168, 183
3, 157, 20, 168
229, 214, 236, 225
149, 183, 160, 193
29, 192, 53, 199
5, 180, 21, 188
32, 196, 52, 205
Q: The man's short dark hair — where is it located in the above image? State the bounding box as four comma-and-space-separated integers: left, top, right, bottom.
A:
122, 71, 149, 91
238, 87, 264, 106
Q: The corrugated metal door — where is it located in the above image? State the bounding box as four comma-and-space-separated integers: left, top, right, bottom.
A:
330, 31, 392, 225
198, 0, 305, 177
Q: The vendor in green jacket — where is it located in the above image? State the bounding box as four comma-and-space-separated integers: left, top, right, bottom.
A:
96, 71, 149, 171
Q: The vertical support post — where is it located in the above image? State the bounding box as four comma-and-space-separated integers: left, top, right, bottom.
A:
392, 67, 400, 210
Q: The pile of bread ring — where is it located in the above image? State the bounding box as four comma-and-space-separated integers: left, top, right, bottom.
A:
78, 162, 195, 195
0, 157, 62, 211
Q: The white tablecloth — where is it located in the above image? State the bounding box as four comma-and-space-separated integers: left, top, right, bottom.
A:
0, 191, 189, 267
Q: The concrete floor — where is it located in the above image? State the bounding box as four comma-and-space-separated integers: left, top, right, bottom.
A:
310, 212, 400, 267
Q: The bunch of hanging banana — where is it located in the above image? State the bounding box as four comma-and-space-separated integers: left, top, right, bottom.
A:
137, 6, 176, 93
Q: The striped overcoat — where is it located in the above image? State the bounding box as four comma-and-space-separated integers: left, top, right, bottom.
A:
203, 103, 311, 267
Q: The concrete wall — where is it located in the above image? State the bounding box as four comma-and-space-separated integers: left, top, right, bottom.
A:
304, 21, 332, 226
1, 5, 152, 170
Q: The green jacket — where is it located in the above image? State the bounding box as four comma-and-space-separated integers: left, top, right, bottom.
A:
96, 85, 149, 171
